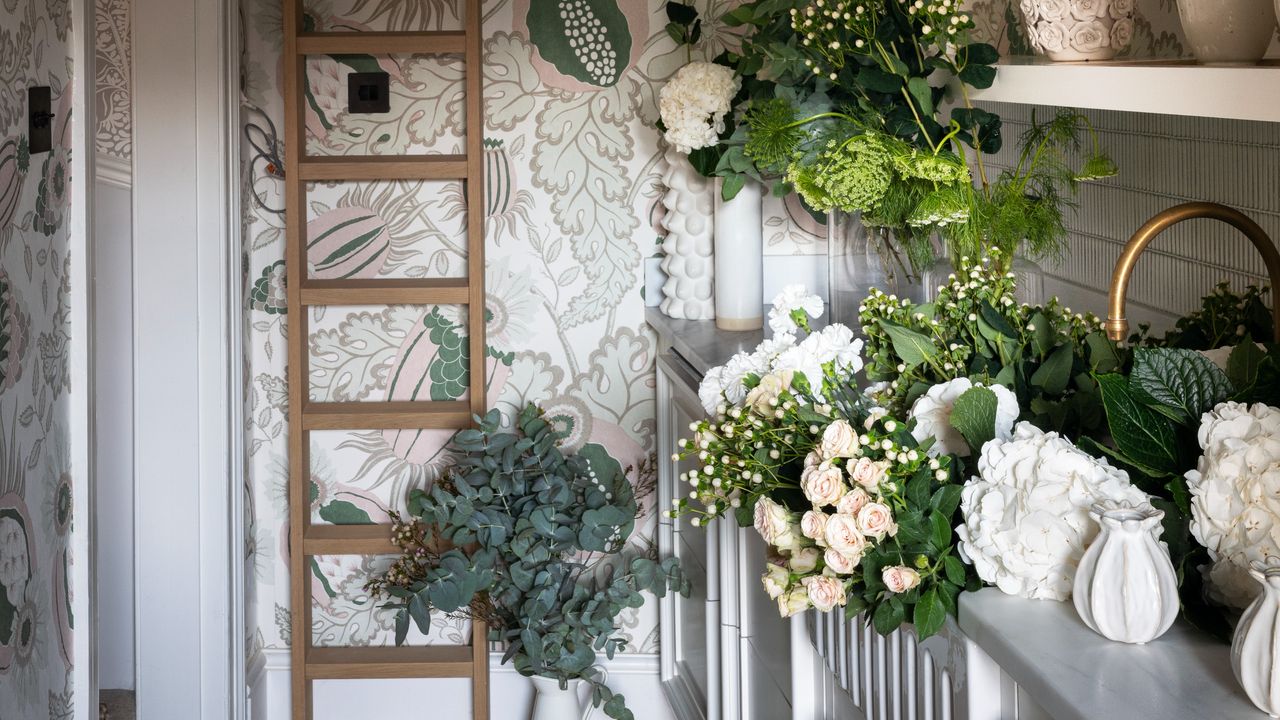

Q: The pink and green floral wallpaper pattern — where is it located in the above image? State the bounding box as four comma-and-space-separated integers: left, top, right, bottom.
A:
0, 1, 76, 717
241, 0, 767, 654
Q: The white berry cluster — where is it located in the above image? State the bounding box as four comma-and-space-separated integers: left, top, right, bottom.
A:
658, 62, 741, 154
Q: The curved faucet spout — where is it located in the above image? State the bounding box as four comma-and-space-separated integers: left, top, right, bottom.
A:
1106, 201, 1280, 342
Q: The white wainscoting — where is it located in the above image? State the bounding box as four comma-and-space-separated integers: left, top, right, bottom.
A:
247, 650, 677, 720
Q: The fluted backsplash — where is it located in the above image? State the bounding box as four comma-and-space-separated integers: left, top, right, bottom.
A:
977, 101, 1280, 331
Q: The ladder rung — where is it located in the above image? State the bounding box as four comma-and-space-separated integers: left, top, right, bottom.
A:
298, 155, 468, 181
297, 31, 467, 55
302, 400, 472, 430
301, 278, 470, 306
306, 645, 475, 679
304, 524, 398, 555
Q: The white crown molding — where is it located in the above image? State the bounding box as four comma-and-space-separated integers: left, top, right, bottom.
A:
95, 153, 132, 189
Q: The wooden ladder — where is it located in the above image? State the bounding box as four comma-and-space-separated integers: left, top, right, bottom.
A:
281, 1, 489, 717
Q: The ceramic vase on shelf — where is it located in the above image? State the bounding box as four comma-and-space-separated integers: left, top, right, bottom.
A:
827, 212, 927, 327
529, 675, 595, 720
1233, 561, 1280, 717
1023, 0, 1136, 61
713, 177, 763, 331
659, 145, 716, 320
1072, 500, 1179, 645
1176, 0, 1276, 64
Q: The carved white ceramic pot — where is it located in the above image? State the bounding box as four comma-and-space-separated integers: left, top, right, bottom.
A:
1233, 561, 1280, 717
1072, 500, 1178, 644
529, 675, 595, 720
1176, 0, 1276, 64
659, 145, 716, 320
1021, 0, 1135, 61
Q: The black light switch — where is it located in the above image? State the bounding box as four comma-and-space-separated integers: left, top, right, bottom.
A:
28, 86, 52, 155
348, 72, 390, 114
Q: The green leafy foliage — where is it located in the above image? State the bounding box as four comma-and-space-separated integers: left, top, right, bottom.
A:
367, 405, 690, 720
949, 386, 998, 454
1130, 348, 1233, 424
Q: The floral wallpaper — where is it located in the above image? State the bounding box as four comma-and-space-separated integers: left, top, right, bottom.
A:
0, 1, 77, 718
95, 0, 131, 163
242, 0, 823, 656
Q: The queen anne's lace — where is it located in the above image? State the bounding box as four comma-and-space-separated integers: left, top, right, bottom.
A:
1186, 401, 1280, 608
956, 422, 1148, 600
658, 62, 741, 154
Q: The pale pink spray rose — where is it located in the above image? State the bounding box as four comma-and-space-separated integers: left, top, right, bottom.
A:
836, 487, 870, 516
882, 565, 922, 594
801, 510, 831, 544
790, 547, 821, 574
848, 457, 887, 491
802, 575, 847, 612
857, 502, 898, 540
824, 514, 869, 555
801, 462, 847, 507
762, 562, 790, 600
824, 547, 862, 575
820, 419, 860, 459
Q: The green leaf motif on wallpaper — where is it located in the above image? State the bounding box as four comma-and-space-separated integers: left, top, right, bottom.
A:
423, 309, 469, 400
527, 0, 632, 88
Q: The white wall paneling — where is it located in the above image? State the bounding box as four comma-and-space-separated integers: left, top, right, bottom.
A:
94, 178, 134, 690
133, 0, 242, 715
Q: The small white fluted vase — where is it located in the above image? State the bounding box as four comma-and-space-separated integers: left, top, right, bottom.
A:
529, 675, 595, 720
659, 145, 715, 320
1072, 500, 1178, 644
1233, 561, 1280, 717
713, 177, 763, 331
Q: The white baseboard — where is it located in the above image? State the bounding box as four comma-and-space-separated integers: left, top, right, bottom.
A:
246, 648, 675, 720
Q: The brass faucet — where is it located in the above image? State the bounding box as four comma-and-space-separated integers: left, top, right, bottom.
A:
1106, 201, 1280, 342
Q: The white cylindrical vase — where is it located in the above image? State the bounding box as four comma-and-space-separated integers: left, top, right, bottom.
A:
1072, 500, 1179, 644
713, 178, 763, 331
659, 145, 716, 320
1233, 561, 1280, 717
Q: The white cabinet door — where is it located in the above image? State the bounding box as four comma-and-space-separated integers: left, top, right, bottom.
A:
658, 354, 721, 720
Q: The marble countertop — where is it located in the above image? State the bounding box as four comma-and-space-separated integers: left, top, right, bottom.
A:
958, 589, 1261, 720
645, 307, 767, 376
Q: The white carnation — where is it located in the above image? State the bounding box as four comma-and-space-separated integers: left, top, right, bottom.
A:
720, 350, 769, 406
956, 422, 1148, 601
658, 62, 741, 154
910, 378, 1019, 457
1186, 401, 1280, 608
769, 285, 824, 336
698, 365, 726, 416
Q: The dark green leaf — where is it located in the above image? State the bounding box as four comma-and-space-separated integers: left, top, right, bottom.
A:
1095, 374, 1180, 475
873, 599, 905, 635
1131, 347, 1233, 421
913, 588, 946, 639
958, 63, 996, 89
906, 77, 935, 119
944, 556, 966, 585
929, 511, 952, 550
949, 386, 998, 455
1030, 345, 1073, 396
1228, 341, 1265, 391
965, 42, 1000, 65
881, 322, 941, 369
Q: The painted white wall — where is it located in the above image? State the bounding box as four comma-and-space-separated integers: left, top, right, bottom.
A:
133, 0, 241, 716
247, 651, 677, 720
94, 175, 134, 691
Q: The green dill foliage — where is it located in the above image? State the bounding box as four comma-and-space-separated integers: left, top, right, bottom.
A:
948, 108, 1118, 264
366, 405, 689, 720
743, 97, 805, 173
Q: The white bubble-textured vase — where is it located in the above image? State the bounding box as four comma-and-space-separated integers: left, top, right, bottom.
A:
1177, 0, 1276, 64
1233, 561, 1280, 717
659, 145, 716, 320
1072, 500, 1179, 644
713, 177, 763, 331
1022, 0, 1135, 61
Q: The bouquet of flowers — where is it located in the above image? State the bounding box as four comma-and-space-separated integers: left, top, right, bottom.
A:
673, 287, 975, 638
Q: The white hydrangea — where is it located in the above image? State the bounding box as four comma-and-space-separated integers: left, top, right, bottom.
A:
768, 285, 824, 336
658, 62, 741, 154
956, 422, 1148, 601
909, 378, 1019, 457
1186, 401, 1280, 608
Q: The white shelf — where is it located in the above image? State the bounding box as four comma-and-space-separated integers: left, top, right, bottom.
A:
962, 58, 1280, 123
